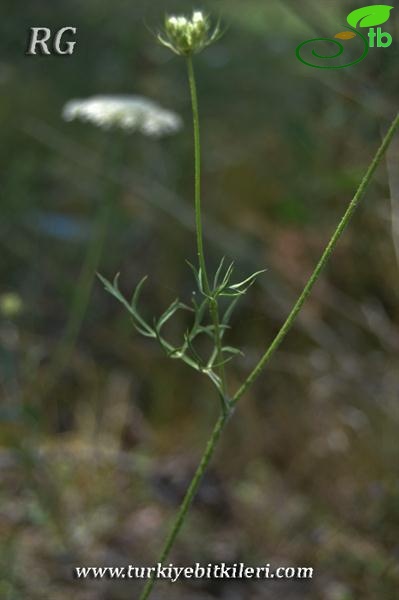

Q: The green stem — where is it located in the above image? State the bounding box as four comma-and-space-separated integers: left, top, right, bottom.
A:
186, 55, 227, 401
209, 297, 228, 400
138, 412, 229, 600
232, 111, 399, 406
187, 55, 209, 293
138, 112, 399, 600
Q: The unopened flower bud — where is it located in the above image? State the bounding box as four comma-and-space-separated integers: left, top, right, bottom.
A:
158, 10, 220, 56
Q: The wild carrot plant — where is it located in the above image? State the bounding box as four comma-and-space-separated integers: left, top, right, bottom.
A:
93, 10, 399, 600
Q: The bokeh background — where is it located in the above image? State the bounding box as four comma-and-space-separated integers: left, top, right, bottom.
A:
1, 0, 399, 598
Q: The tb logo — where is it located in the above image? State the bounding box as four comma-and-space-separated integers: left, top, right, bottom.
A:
296, 5, 394, 69
26, 27, 77, 56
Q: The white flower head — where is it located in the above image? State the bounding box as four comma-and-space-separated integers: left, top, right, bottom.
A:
62, 95, 183, 137
193, 11, 204, 23
177, 17, 189, 27
158, 10, 220, 56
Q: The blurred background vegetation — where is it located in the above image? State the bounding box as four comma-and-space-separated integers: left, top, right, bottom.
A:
1, 0, 399, 598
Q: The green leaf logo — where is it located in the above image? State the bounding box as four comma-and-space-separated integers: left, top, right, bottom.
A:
347, 5, 394, 28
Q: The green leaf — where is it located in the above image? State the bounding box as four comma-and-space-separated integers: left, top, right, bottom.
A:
97, 272, 119, 296
347, 5, 393, 28
213, 257, 226, 289
191, 297, 207, 327
229, 269, 266, 290
186, 260, 207, 295
186, 260, 200, 286
98, 272, 155, 338
222, 346, 244, 357
196, 324, 230, 338
133, 323, 156, 338
183, 331, 206, 367
220, 262, 235, 289
222, 296, 240, 328
156, 299, 190, 331
131, 276, 148, 309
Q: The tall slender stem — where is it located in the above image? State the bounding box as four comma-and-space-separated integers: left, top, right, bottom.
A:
186, 55, 227, 399
138, 112, 399, 600
232, 111, 399, 406
187, 55, 209, 293
138, 412, 228, 600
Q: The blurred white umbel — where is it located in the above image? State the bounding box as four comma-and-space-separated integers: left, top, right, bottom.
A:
62, 95, 183, 137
